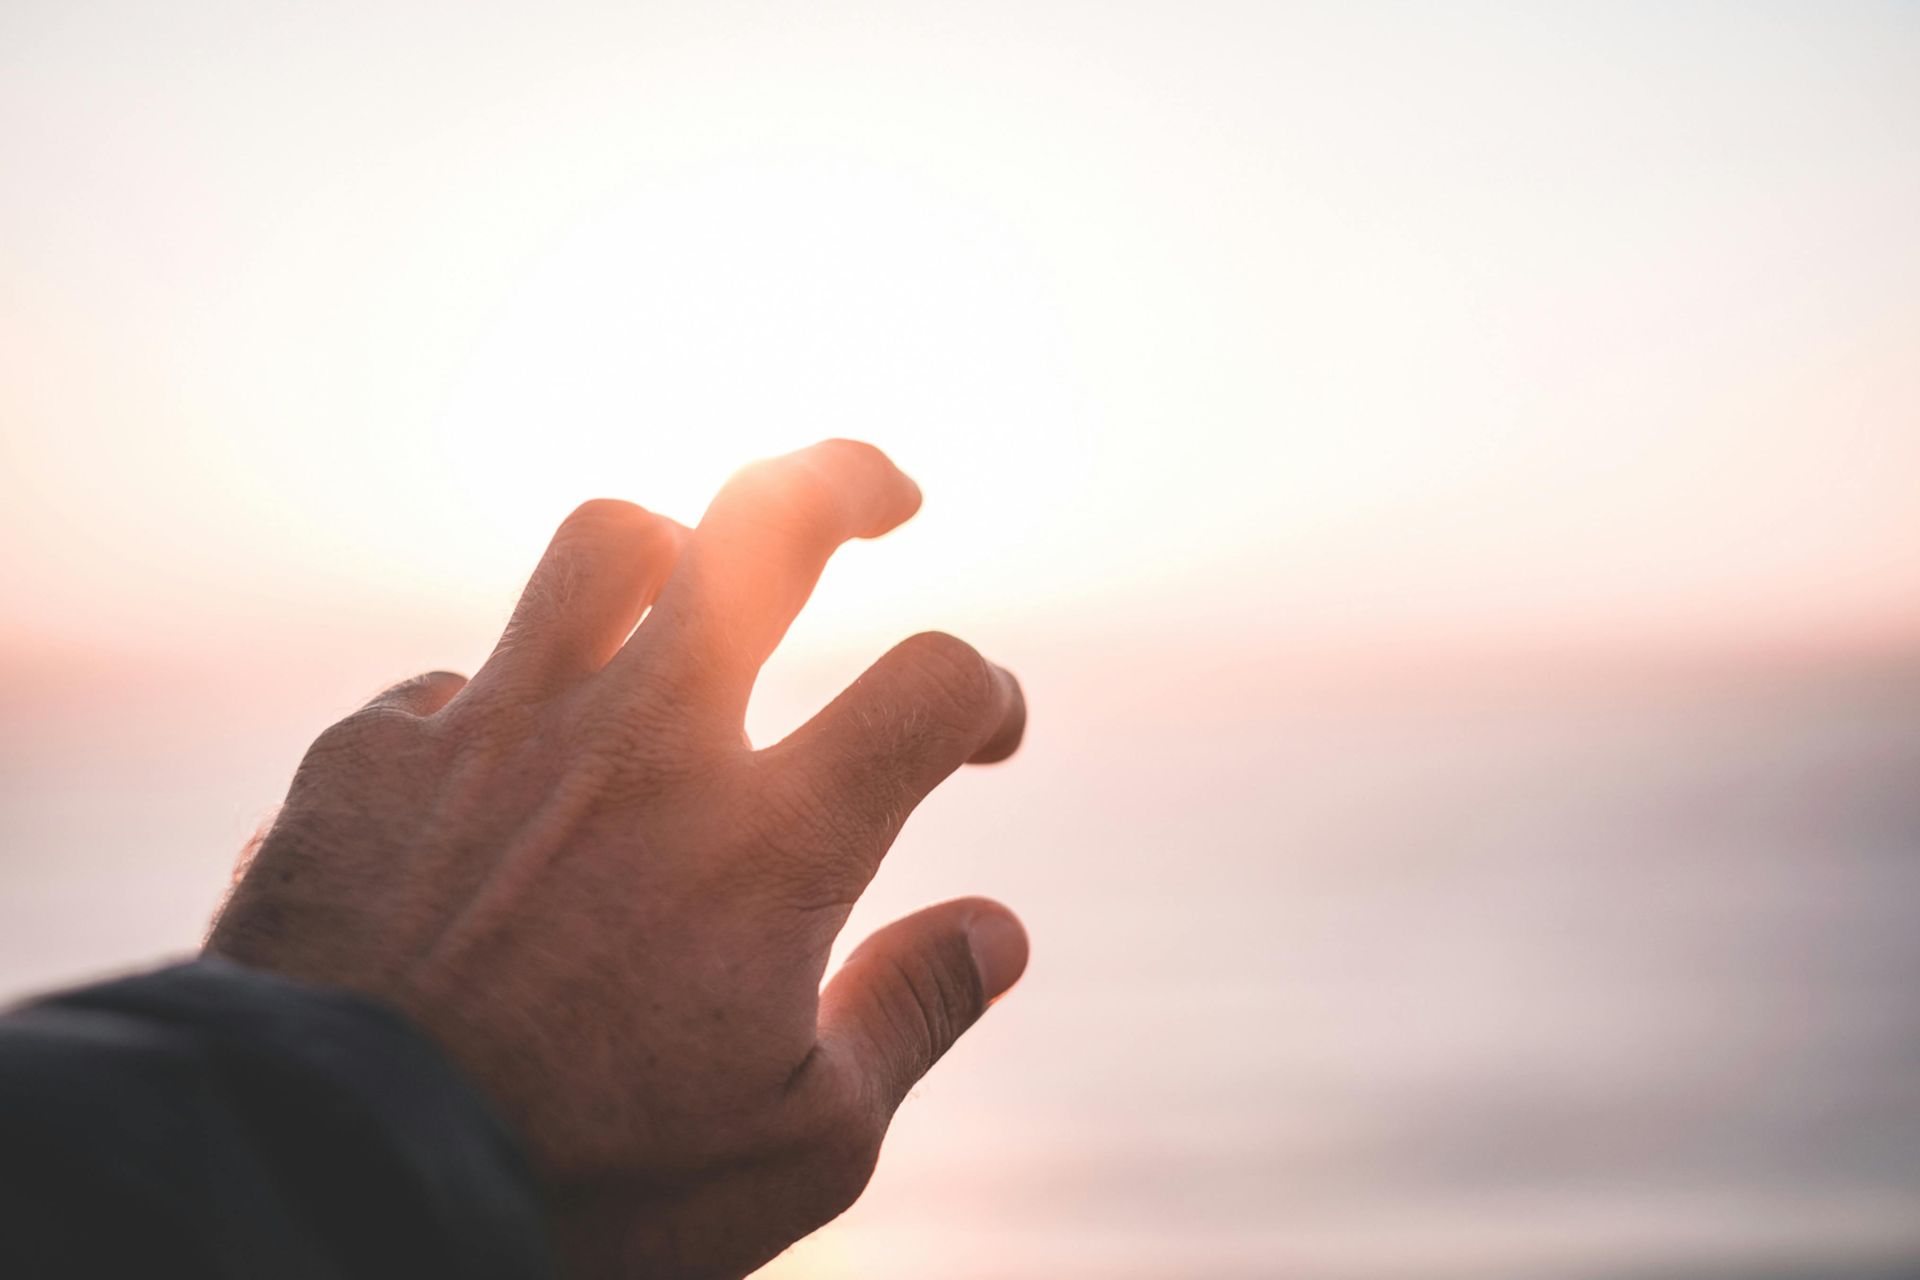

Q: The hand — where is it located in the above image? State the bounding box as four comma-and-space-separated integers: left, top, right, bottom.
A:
208, 440, 1029, 1279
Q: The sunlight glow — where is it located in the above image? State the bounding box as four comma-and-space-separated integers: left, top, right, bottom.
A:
4, 3, 1915, 665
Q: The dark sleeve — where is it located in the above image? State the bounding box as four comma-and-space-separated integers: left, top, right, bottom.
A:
0, 956, 556, 1279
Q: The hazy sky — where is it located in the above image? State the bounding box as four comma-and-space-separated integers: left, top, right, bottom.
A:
4, 1, 1917, 686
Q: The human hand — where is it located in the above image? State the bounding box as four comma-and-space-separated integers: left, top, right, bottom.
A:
207, 440, 1028, 1279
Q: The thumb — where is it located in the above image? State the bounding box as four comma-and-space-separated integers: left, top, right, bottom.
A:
817, 897, 1029, 1110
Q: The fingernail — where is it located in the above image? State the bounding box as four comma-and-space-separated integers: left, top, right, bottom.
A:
896, 470, 924, 522
969, 664, 1027, 764
966, 911, 1030, 1003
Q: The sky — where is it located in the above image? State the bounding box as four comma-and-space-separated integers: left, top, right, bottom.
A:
3, 4, 1919, 1277
4, 1, 1917, 675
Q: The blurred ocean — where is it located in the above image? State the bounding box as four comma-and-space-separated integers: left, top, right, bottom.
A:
4, 636, 1918, 1279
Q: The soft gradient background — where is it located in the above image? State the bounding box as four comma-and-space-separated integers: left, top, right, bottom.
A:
3, 3, 1918, 1276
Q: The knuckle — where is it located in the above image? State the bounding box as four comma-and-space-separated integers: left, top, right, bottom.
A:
813, 437, 889, 471
726, 456, 843, 539
288, 710, 421, 797
558, 497, 649, 539
553, 498, 672, 562
307, 707, 406, 762
386, 669, 467, 710
433, 691, 528, 755
895, 631, 997, 725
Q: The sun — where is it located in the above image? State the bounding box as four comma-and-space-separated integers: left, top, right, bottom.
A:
398, 153, 1098, 646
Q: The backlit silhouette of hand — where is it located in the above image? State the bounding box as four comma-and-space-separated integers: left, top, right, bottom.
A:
209, 439, 1028, 1279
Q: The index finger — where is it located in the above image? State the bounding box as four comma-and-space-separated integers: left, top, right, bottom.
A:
605, 439, 921, 731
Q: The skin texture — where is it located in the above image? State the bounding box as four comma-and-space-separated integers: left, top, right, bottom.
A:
207, 440, 1029, 1279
